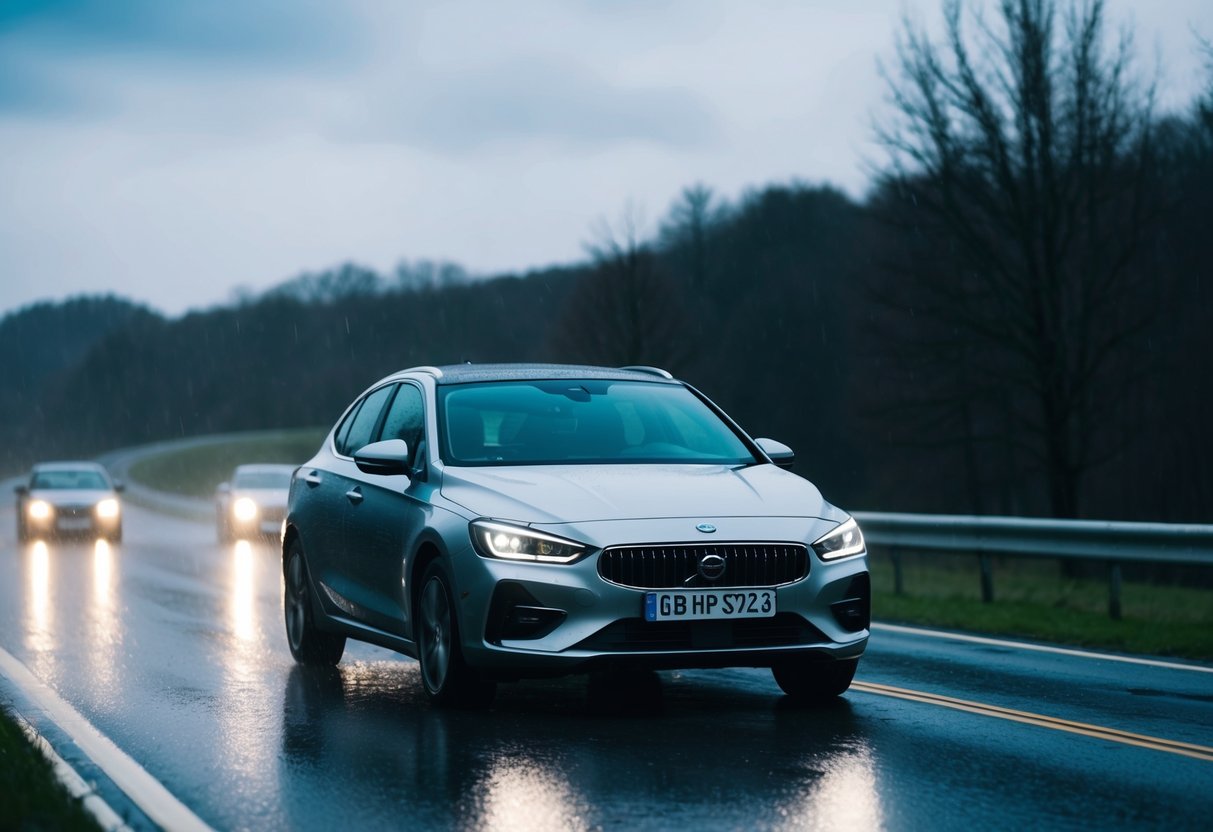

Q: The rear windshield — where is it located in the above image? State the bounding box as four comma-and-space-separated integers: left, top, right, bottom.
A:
32, 470, 109, 490
437, 380, 756, 466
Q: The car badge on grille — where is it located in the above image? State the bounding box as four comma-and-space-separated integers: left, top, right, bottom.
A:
698, 553, 726, 582
695, 523, 716, 534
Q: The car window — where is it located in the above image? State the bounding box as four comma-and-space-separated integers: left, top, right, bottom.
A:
31, 470, 109, 489
379, 383, 425, 465
438, 380, 756, 466
336, 384, 396, 457
233, 470, 293, 488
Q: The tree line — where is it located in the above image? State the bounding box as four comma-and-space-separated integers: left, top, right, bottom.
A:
1, 0, 1209, 522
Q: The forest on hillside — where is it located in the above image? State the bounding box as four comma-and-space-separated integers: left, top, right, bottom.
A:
2, 1, 1210, 522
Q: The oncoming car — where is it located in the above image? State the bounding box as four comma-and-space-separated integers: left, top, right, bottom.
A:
283, 364, 869, 707
15, 461, 124, 542
216, 463, 296, 542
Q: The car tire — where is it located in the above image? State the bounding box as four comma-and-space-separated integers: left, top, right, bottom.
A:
417, 561, 496, 709
284, 539, 346, 666
17, 513, 29, 543
771, 657, 858, 701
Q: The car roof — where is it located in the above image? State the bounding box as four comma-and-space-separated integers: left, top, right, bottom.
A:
398, 363, 679, 387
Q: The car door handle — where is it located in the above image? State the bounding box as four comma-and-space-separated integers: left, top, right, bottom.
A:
345, 487, 364, 505
302, 471, 322, 488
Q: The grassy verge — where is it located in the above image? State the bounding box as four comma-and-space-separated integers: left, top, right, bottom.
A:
0, 706, 102, 831
870, 550, 1213, 660
127, 428, 327, 498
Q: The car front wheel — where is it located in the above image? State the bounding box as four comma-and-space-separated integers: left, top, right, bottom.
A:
284, 539, 345, 666
772, 657, 858, 701
417, 562, 496, 709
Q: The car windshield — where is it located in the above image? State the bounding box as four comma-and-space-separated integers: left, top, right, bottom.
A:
233, 470, 292, 489
32, 470, 108, 490
438, 380, 757, 466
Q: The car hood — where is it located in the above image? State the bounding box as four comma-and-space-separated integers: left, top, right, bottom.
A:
29, 489, 113, 506
439, 463, 835, 525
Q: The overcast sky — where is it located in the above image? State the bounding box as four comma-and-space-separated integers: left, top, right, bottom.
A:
2, 0, 1210, 318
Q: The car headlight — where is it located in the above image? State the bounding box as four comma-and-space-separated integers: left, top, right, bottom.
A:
28, 500, 52, 520
95, 498, 121, 519
470, 520, 587, 564
232, 497, 258, 522
811, 517, 865, 561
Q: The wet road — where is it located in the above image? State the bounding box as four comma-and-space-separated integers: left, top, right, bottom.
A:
1, 500, 1211, 831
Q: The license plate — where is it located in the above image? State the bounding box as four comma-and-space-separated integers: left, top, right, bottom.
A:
56, 518, 92, 531
644, 589, 776, 622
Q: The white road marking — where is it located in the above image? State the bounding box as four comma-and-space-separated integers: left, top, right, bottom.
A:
0, 646, 215, 832
872, 622, 1213, 674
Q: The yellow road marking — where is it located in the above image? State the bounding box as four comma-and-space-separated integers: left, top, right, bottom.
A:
852, 680, 1213, 762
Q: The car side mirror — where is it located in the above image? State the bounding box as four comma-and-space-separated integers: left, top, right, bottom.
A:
755, 437, 795, 470
14, 484, 28, 496
354, 439, 412, 476
113, 481, 126, 493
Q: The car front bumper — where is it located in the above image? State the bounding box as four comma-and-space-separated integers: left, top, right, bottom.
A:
448, 518, 870, 677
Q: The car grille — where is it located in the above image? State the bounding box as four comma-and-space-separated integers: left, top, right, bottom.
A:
597, 543, 808, 589
56, 505, 93, 519
574, 614, 826, 652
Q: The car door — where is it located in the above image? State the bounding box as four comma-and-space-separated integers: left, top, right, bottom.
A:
342, 382, 429, 636
306, 383, 396, 625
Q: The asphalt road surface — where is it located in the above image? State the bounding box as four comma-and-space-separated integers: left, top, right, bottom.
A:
1, 498, 1211, 831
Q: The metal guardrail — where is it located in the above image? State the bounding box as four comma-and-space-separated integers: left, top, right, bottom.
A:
851, 511, 1213, 619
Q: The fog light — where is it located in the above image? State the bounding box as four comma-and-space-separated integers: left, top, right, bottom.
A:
830, 573, 871, 632
502, 605, 567, 640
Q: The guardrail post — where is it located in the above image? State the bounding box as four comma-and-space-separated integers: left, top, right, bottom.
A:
979, 554, 994, 603
1109, 564, 1122, 620
892, 548, 904, 596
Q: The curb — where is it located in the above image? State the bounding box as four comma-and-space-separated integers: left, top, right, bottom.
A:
11, 710, 134, 832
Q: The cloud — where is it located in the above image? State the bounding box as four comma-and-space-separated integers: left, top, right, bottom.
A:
385, 55, 719, 153
0, 0, 361, 117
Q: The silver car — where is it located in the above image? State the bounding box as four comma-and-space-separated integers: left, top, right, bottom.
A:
215, 463, 296, 542
283, 364, 869, 707
15, 461, 124, 543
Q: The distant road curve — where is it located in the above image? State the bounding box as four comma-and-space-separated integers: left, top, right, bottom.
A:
98, 430, 308, 520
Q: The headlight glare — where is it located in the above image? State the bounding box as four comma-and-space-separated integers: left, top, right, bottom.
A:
28, 500, 52, 520
233, 497, 258, 522
95, 498, 120, 519
471, 520, 586, 564
812, 517, 865, 561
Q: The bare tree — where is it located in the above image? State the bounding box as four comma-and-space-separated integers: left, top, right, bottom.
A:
552, 202, 690, 370
873, 0, 1158, 518
659, 183, 720, 291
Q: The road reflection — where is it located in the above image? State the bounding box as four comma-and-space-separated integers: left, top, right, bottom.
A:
230, 540, 257, 643
475, 758, 591, 832
87, 539, 123, 710
278, 664, 884, 829
220, 539, 279, 808
776, 740, 882, 829
26, 541, 54, 656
